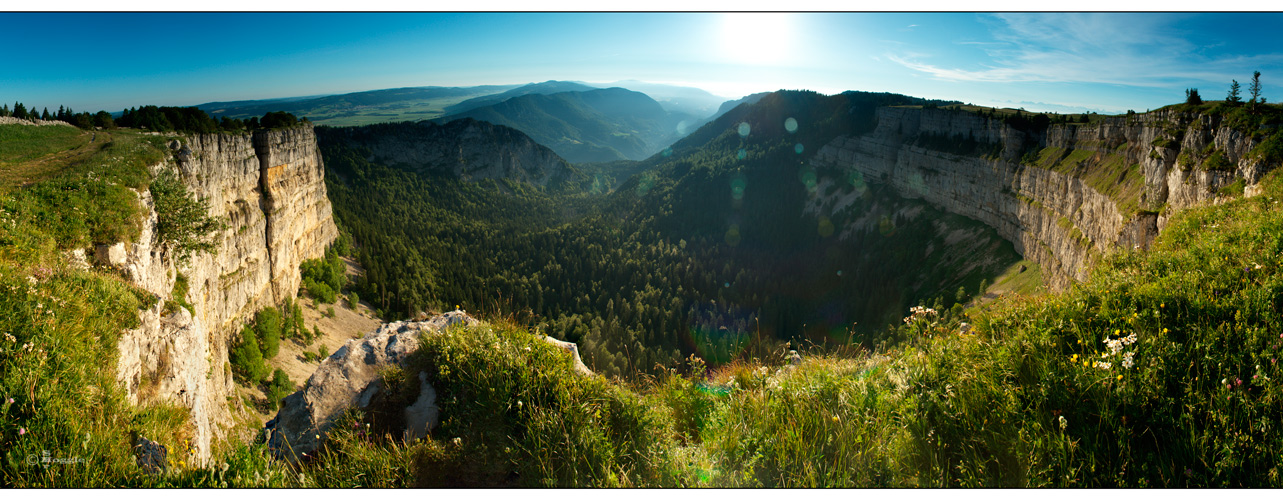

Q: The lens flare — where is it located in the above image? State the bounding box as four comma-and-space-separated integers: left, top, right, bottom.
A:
730, 174, 747, 201
795, 143, 805, 154
725, 224, 742, 246
785, 117, 798, 133
817, 216, 834, 237
737, 122, 751, 137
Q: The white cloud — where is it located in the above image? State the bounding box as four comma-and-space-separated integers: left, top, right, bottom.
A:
890, 13, 1283, 88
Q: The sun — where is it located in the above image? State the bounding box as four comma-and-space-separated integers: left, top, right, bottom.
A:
718, 13, 796, 67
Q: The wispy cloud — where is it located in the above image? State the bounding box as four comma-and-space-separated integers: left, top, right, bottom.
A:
890, 13, 1283, 88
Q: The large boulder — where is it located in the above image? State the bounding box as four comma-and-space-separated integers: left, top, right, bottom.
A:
268, 310, 477, 461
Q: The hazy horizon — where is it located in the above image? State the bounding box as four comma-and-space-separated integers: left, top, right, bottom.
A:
4, 12, 1283, 115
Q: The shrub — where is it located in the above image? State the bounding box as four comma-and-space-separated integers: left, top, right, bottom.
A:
303, 278, 337, 304
150, 169, 225, 264
348, 291, 360, 309
265, 369, 295, 410
326, 306, 336, 318
1203, 150, 1235, 171
230, 325, 267, 384
317, 345, 329, 360
256, 307, 282, 359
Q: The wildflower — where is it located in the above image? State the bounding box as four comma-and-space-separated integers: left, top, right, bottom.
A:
1083, 361, 1090, 368
1117, 374, 1123, 381
1122, 352, 1135, 369
452, 437, 463, 446
1071, 354, 1079, 362
6, 397, 12, 404
517, 400, 523, 408
18, 428, 26, 435
1058, 415, 1068, 430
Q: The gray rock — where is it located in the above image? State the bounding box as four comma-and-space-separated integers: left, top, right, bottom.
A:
543, 335, 592, 375
133, 436, 168, 474
403, 371, 438, 442
95, 242, 128, 268
268, 311, 478, 462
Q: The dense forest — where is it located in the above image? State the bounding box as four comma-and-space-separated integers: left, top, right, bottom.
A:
320, 90, 1020, 378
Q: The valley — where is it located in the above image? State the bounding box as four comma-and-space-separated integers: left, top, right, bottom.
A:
4, 83, 1283, 488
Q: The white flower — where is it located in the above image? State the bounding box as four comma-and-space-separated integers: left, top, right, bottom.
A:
1121, 352, 1135, 369
1058, 415, 1068, 430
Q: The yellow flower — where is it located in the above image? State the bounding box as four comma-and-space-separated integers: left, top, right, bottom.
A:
1163, 328, 1168, 334
1114, 329, 1120, 335
1116, 375, 1123, 381
831, 416, 840, 423
1071, 354, 1079, 362
1083, 361, 1090, 368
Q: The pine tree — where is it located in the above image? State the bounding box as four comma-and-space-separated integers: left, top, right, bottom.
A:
13, 102, 27, 120
1249, 71, 1263, 106
1228, 80, 1243, 104
42, 108, 51, 120
1185, 88, 1203, 105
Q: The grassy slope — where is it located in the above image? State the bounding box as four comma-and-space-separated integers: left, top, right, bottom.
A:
0, 125, 212, 486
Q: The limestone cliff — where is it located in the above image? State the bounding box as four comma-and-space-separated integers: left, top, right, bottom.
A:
811, 107, 1276, 290
112, 124, 337, 464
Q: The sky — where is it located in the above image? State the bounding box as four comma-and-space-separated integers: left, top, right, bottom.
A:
3, 11, 1283, 115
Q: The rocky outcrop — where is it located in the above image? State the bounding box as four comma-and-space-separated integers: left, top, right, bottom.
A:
113, 125, 338, 465
267, 311, 593, 462
267, 311, 479, 462
0, 116, 73, 127
811, 107, 1276, 289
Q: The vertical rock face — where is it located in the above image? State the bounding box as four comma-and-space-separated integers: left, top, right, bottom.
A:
114, 125, 337, 465
255, 126, 338, 302
812, 107, 1274, 290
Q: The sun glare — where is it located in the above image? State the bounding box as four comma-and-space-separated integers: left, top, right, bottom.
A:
718, 13, 796, 67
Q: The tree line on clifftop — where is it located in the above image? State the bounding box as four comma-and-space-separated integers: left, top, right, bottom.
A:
0, 100, 305, 133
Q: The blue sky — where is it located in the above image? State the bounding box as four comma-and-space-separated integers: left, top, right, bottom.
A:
3, 12, 1282, 115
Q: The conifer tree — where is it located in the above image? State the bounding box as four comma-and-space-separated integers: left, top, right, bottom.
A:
1249, 71, 1263, 106
1228, 80, 1243, 104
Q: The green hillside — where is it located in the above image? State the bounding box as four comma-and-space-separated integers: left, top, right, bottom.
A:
435, 87, 699, 163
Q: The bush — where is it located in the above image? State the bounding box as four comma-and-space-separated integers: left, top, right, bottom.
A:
256, 307, 282, 359
265, 369, 295, 410
303, 277, 337, 304
348, 292, 360, 309
230, 325, 267, 384
326, 306, 336, 318
318, 345, 330, 360
151, 170, 225, 264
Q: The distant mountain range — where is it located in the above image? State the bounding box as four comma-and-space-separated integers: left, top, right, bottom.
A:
433, 87, 703, 163
196, 80, 755, 163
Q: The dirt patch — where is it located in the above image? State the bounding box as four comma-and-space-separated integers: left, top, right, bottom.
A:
248, 257, 384, 424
